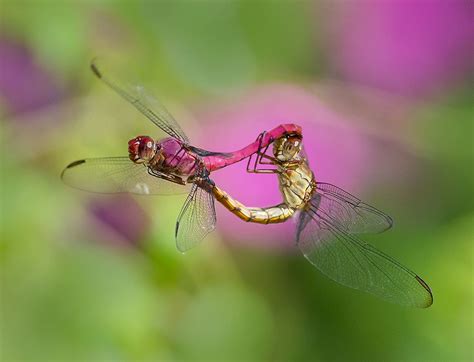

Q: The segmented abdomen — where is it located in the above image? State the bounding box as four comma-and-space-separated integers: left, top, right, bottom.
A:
211, 185, 294, 224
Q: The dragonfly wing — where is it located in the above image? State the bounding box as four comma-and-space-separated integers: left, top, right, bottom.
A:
61, 157, 189, 195
175, 180, 216, 253
90, 59, 190, 144
315, 182, 393, 234
296, 195, 433, 308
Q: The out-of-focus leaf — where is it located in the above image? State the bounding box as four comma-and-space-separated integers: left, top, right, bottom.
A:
141, 1, 256, 93
174, 285, 274, 360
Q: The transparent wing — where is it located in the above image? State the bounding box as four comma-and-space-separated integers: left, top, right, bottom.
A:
315, 182, 393, 234
175, 178, 217, 253
61, 157, 189, 195
296, 194, 433, 308
90, 59, 189, 144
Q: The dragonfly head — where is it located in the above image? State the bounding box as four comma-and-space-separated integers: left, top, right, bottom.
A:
128, 135, 158, 163
273, 133, 303, 162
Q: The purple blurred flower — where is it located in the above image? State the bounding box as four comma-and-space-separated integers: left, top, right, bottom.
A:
323, 0, 473, 97
89, 195, 151, 248
193, 84, 376, 248
0, 35, 64, 116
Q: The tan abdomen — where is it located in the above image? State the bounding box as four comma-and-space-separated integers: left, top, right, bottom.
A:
211, 185, 294, 224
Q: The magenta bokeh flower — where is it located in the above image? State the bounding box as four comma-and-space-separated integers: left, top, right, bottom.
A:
88, 195, 151, 248
322, 0, 473, 97
0, 35, 64, 117
193, 84, 377, 248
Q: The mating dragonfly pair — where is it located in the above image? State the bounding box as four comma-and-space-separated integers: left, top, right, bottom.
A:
62, 61, 433, 308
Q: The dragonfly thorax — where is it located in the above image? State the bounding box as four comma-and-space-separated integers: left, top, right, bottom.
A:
278, 160, 315, 209
128, 135, 158, 163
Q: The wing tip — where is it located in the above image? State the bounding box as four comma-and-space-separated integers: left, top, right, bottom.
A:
415, 275, 433, 308
61, 159, 86, 179
175, 222, 186, 253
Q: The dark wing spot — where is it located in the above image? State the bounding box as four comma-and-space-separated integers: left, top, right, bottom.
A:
415, 275, 433, 307
90, 59, 102, 78
175, 221, 180, 238
66, 159, 86, 168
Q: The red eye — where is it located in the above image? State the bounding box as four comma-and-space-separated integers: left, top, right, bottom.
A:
137, 136, 154, 153
128, 138, 140, 155
128, 136, 154, 163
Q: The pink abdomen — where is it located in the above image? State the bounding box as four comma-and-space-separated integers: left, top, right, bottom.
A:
204, 123, 302, 172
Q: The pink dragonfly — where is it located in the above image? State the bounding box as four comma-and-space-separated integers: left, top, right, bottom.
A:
62, 60, 301, 251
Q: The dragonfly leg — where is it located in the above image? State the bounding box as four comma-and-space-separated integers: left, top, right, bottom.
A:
246, 132, 280, 174
147, 167, 186, 185
246, 132, 263, 173
256, 142, 277, 165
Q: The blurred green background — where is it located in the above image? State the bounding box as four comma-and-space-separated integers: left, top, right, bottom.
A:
1, 1, 472, 361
